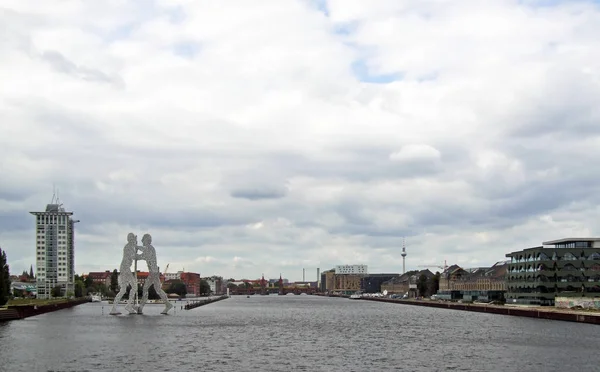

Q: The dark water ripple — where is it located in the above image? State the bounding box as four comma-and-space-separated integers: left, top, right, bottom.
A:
1, 296, 599, 372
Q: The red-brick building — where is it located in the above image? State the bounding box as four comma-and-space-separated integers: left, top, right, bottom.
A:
180, 272, 201, 296
135, 271, 165, 287
87, 271, 112, 287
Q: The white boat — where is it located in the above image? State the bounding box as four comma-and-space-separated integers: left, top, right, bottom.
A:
349, 293, 362, 300
91, 294, 102, 303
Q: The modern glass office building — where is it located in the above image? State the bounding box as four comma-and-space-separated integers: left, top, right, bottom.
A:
505, 238, 600, 306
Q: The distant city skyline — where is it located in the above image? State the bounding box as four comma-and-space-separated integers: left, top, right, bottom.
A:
2, 1, 600, 282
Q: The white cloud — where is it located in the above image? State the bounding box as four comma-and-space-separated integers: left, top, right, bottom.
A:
389, 144, 441, 162
1, 0, 600, 281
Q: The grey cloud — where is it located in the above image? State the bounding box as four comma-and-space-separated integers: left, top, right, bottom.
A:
41, 50, 124, 87
230, 186, 288, 200
0, 184, 34, 203
256, 146, 449, 183
70, 197, 255, 234
225, 170, 290, 200
0, 211, 30, 233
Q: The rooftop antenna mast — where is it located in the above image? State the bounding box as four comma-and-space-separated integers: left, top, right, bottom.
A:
56, 189, 63, 210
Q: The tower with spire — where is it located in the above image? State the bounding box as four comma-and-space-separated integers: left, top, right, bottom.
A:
278, 274, 283, 295
401, 237, 407, 274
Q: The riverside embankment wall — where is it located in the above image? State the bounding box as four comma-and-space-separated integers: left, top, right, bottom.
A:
184, 295, 229, 310
0, 298, 89, 321
361, 297, 600, 325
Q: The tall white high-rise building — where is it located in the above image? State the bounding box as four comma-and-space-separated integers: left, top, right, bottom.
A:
30, 202, 78, 299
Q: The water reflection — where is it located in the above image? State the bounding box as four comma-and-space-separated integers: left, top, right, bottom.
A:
1, 296, 599, 371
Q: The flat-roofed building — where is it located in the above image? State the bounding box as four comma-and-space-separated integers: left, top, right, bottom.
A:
360, 274, 399, 293
30, 203, 78, 299
334, 274, 363, 293
505, 238, 600, 306
335, 265, 368, 275
181, 272, 201, 296
321, 270, 335, 292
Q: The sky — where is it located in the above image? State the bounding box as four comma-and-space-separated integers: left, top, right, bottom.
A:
1, 0, 600, 282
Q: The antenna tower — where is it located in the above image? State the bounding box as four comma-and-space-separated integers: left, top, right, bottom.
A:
401, 237, 407, 274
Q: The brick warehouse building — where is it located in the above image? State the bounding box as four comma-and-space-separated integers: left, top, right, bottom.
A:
180, 272, 201, 296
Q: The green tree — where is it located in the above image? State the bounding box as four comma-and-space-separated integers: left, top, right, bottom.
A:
417, 274, 429, 297
0, 247, 10, 306
227, 282, 238, 289
122, 285, 132, 300
110, 269, 118, 294
166, 280, 187, 297
200, 280, 211, 295
147, 284, 159, 300
74, 280, 84, 298
430, 272, 441, 294
96, 283, 108, 295
84, 275, 93, 289
51, 285, 62, 298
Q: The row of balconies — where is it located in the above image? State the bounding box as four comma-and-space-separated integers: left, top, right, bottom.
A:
507, 279, 600, 287
508, 272, 600, 281
511, 253, 600, 263
508, 264, 600, 273
508, 275, 600, 282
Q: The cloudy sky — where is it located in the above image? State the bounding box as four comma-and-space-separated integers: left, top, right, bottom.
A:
1, 0, 600, 281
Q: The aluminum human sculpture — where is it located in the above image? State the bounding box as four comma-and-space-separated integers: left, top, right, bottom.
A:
136, 234, 173, 314
110, 233, 139, 315
110, 232, 173, 315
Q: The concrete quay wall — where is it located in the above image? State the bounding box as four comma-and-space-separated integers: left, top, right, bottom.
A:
184, 295, 229, 310
0, 308, 21, 321
360, 297, 600, 325
1, 298, 89, 321
555, 297, 600, 310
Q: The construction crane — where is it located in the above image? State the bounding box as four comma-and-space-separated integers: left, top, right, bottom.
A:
162, 263, 170, 285
418, 260, 448, 272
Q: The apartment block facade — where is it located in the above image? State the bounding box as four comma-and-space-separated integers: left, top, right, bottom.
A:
505, 238, 600, 306
30, 203, 78, 299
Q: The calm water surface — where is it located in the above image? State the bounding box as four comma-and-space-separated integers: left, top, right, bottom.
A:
1, 296, 599, 371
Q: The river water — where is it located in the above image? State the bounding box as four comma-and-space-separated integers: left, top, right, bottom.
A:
0, 295, 599, 371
